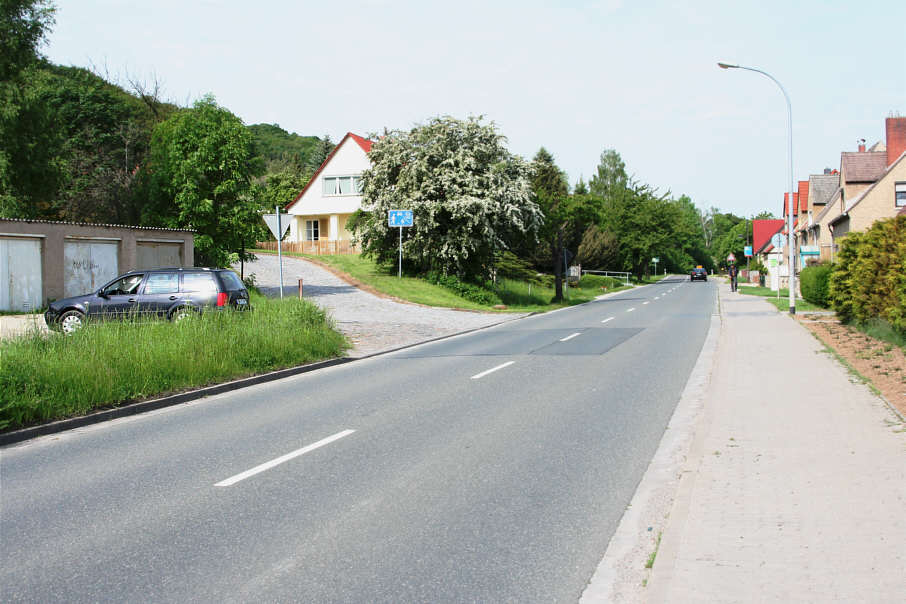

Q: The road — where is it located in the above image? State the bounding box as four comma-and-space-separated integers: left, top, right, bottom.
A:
1, 277, 715, 602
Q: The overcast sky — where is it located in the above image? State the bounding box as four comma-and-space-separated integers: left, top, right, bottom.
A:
44, 0, 905, 218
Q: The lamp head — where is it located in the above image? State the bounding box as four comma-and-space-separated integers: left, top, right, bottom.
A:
717, 62, 737, 69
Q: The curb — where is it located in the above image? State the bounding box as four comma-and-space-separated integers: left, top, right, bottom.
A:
0, 357, 353, 448
581, 281, 721, 602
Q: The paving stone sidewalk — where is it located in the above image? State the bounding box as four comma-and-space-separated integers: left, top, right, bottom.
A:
239, 254, 528, 357
644, 283, 906, 602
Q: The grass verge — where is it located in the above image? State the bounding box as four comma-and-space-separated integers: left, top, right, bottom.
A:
0, 295, 348, 431
736, 285, 827, 313
253, 250, 633, 312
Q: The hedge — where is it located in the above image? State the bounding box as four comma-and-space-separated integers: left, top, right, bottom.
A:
799, 263, 833, 308
828, 215, 906, 333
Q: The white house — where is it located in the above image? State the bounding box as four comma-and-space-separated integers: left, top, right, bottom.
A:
284, 132, 373, 253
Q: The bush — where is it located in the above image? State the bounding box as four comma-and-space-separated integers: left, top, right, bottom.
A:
799, 263, 832, 307
828, 216, 906, 334
494, 251, 541, 283
425, 271, 501, 306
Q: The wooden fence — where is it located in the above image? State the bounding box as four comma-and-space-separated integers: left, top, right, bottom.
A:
256, 240, 360, 255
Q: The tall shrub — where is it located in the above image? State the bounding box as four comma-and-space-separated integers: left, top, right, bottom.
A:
828, 216, 906, 333
799, 263, 832, 308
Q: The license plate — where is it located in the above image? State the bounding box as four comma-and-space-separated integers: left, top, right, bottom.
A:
236, 298, 247, 305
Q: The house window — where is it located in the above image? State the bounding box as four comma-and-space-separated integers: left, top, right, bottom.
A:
305, 220, 319, 241
322, 176, 360, 196
896, 182, 906, 207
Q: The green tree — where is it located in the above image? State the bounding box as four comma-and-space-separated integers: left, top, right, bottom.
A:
602, 182, 678, 279
576, 225, 619, 269
589, 149, 627, 199
307, 134, 336, 171
532, 148, 605, 300
353, 116, 542, 279
0, 0, 58, 217
148, 95, 263, 267
247, 123, 320, 174
0, 0, 55, 81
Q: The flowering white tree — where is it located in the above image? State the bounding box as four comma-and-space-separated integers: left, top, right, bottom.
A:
353, 116, 542, 280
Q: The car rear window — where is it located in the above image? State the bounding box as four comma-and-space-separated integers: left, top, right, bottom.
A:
182, 272, 218, 293
218, 270, 245, 291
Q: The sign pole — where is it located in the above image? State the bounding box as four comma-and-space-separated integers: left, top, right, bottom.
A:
398, 226, 402, 278
276, 205, 284, 299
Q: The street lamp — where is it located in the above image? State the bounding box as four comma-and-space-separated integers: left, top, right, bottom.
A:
718, 62, 796, 314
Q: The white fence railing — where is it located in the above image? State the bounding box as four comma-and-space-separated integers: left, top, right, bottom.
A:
581, 270, 632, 286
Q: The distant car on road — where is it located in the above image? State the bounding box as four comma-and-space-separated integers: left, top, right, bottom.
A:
690, 267, 708, 282
44, 267, 250, 334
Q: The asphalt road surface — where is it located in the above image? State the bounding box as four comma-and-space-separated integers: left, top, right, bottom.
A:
1, 277, 715, 602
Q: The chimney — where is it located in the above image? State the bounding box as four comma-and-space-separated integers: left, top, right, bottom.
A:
857, 138, 866, 152
886, 117, 906, 166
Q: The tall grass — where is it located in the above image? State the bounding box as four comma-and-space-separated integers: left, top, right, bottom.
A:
0, 297, 348, 431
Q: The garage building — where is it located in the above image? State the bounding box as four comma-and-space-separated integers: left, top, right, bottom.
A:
0, 218, 194, 311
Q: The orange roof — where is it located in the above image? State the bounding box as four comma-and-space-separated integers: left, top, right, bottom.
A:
797, 180, 809, 213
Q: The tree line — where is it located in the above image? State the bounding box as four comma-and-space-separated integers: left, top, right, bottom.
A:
1, 1, 758, 287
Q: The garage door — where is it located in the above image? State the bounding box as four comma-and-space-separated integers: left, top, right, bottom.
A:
0, 237, 43, 311
64, 240, 119, 298
137, 242, 183, 269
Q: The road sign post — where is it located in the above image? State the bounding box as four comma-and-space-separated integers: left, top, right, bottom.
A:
263, 207, 292, 298
388, 210, 413, 278
652, 257, 659, 276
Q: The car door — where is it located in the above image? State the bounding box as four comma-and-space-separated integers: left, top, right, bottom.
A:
139, 272, 181, 318
94, 274, 145, 319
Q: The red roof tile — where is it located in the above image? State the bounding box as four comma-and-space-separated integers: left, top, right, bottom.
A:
783, 192, 799, 216
753, 219, 785, 253
798, 180, 809, 213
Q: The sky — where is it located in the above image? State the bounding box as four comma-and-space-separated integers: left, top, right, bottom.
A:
44, 0, 906, 218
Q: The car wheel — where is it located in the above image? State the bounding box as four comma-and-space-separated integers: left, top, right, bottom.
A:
59, 310, 86, 334
169, 307, 196, 322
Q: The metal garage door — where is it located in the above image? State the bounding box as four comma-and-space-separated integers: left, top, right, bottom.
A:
0, 237, 43, 311
64, 240, 119, 298
136, 242, 183, 269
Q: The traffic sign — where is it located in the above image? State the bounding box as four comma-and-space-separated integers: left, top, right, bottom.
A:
388, 210, 413, 227
262, 213, 291, 239
727, 252, 736, 262
744, 245, 753, 257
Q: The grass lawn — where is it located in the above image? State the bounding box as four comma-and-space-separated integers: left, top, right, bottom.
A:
736, 285, 828, 313
0, 294, 348, 431
257, 250, 634, 312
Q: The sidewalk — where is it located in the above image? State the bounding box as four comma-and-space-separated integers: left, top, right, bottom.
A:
647, 283, 906, 602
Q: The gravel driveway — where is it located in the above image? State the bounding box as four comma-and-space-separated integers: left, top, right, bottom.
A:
238, 254, 528, 357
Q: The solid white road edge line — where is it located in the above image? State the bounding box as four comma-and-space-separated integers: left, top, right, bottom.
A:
471, 361, 515, 380
215, 429, 356, 487
560, 332, 581, 342
601, 317, 614, 324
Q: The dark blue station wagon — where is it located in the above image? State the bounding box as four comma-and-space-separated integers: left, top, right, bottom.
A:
44, 267, 250, 334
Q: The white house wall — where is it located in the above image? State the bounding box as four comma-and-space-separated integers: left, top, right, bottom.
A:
289, 138, 370, 219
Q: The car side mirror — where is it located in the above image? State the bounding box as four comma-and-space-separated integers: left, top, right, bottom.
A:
98, 291, 109, 299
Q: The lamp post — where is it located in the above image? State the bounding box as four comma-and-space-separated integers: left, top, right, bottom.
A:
718, 62, 796, 314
